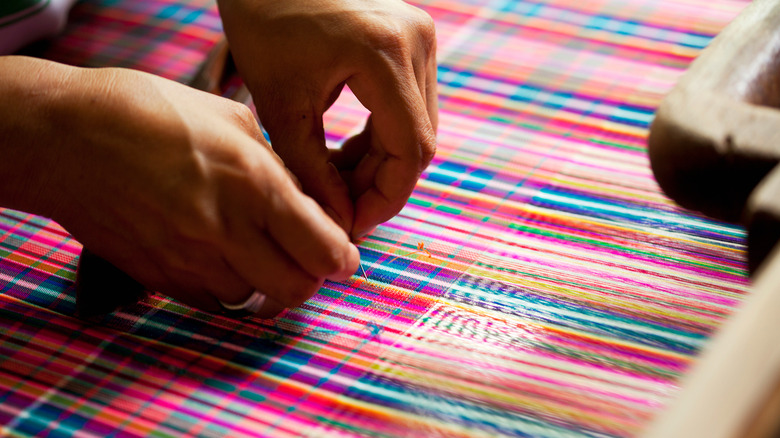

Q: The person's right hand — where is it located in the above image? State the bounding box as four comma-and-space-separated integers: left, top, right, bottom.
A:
0, 57, 359, 317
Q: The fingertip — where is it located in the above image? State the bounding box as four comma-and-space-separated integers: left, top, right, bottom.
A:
351, 186, 406, 241
326, 242, 360, 282
350, 225, 376, 241
347, 242, 361, 271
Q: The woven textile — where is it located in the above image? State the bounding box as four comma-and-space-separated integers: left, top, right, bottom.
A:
32, 0, 223, 82
1, 0, 750, 437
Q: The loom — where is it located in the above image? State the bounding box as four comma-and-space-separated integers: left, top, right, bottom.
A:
0, 0, 774, 437
645, 0, 780, 436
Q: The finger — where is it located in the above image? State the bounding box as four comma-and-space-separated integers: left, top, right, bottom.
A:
140, 250, 224, 312
231, 101, 266, 146
414, 9, 439, 134
329, 118, 371, 172
426, 52, 439, 133
329, 117, 378, 202
333, 56, 437, 199
347, 60, 437, 238
263, 180, 360, 281
324, 81, 346, 112
153, 250, 252, 313
343, 129, 385, 201
254, 295, 289, 319
221, 142, 358, 311
71, 215, 230, 312
256, 90, 355, 232
199, 257, 257, 305
226, 99, 286, 167
217, 94, 305, 193
218, 288, 301, 320
224, 224, 324, 311
271, 116, 353, 231
159, 286, 223, 313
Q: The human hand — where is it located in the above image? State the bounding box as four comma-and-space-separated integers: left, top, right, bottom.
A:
218, 0, 438, 238
13, 60, 359, 317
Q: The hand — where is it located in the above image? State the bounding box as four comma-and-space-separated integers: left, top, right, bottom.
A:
218, 0, 438, 238
1, 57, 359, 317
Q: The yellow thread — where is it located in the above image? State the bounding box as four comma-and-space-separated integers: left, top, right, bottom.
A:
357, 242, 436, 283
385, 242, 434, 264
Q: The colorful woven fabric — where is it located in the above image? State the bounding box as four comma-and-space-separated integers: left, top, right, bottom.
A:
1, 0, 750, 436
33, 0, 223, 83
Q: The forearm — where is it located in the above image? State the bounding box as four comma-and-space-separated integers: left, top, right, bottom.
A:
0, 55, 78, 217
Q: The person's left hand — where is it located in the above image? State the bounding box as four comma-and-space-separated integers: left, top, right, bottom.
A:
217, 0, 438, 239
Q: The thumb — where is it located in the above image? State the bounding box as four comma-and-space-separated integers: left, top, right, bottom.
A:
260, 104, 354, 232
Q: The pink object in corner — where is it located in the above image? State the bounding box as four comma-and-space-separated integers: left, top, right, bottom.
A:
0, 0, 78, 55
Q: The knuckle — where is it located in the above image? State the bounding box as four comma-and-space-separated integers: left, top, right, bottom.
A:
262, 173, 292, 216
419, 129, 437, 166
365, 21, 408, 57
232, 102, 260, 135
234, 101, 255, 121
235, 148, 263, 176
412, 9, 437, 53
234, 149, 281, 200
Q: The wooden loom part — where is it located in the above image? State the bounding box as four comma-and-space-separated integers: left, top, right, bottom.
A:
644, 0, 780, 436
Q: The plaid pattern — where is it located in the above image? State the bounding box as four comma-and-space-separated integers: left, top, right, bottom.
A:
1, 0, 750, 436
36, 0, 223, 83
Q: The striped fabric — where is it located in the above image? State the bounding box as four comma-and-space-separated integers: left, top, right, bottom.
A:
34, 0, 223, 83
1, 0, 750, 437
